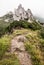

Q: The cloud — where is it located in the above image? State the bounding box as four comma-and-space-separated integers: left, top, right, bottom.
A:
0, 0, 44, 18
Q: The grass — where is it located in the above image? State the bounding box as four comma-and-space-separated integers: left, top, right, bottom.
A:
0, 29, 29, 65
24, 30, 44, 65
12, 29, 30, 36
0, 35, 11, 60
0, 29, 44, 65
25, 43, 42, 65
0, 32, 21, 65
0, 53, 20, 65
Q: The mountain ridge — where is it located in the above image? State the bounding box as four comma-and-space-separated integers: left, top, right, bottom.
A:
0, 4, 44, 24
0, 4, 34, 22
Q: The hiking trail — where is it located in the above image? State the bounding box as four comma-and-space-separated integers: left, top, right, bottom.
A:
11, 35, 32, 65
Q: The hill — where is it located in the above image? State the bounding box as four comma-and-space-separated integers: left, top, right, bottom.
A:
0, 28, 44, 65
0, 19, 44, 65
34, 16, 44, 24
0, 4, 44, 65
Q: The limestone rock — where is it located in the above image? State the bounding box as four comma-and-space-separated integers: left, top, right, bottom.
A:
13, 4, 33, 21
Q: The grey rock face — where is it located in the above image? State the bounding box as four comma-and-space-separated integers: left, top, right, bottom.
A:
13, 4, 33, 21
3, 4, 33, 22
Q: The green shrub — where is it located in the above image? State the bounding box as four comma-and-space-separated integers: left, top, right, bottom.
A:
40, 40, 44, 53
40, 28, 44, 38
0, 20, 13, 37
0, 20, 41, 36
28, 20, 41, 30
6, 20, 29, 33
6, 20, 41, 33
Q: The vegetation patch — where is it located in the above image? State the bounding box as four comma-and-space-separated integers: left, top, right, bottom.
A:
0, 54, 20, 65
0, 35, 11, 59
24, 32, 44, 65
0, 20, 42, 37
39, 28, 44, 38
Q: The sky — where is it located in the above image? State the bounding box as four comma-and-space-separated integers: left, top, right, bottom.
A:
0, 0, 44, 18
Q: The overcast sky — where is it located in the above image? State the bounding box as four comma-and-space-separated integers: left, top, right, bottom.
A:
0, 0, 44, 18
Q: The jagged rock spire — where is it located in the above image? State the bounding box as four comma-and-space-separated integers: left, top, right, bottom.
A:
13, 4, 33, 21
18, 4, 22, 9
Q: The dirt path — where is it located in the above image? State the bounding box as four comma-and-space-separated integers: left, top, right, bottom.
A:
11, 35, 32, 65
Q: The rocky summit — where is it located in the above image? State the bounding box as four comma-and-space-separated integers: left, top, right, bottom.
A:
13, 4, 33, 21
2, 4, 34, 22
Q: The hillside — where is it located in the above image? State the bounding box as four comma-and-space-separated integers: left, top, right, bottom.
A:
34, 16, 44, 24
0, 4, 34, 22
0, 28, 44, 65
0, 4, 44, 65
0, 18, 44, 65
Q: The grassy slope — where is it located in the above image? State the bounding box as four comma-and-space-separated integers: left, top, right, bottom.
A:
0, 29, 29, 65
0, 29, 44, 65
24, 30, 44, 65
0, 20, 13, 28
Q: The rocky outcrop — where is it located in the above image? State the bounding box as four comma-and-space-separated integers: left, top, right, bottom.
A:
2, 4, 34, 22
2, 11, 13, 22
13, 4, 33, 21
